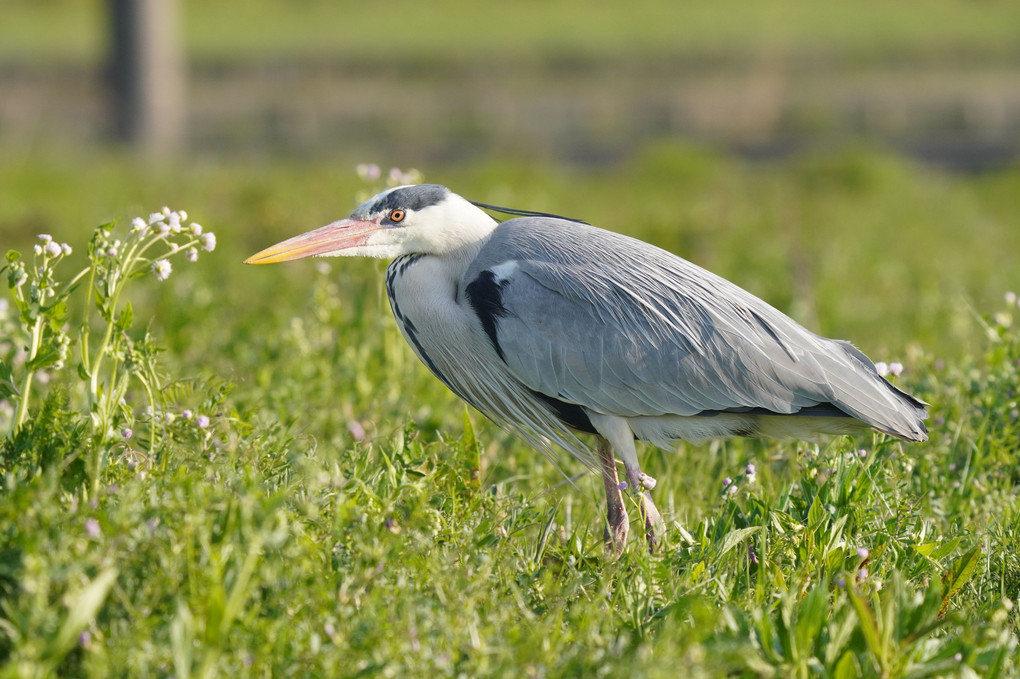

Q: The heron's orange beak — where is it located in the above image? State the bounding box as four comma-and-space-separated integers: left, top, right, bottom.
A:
244, 217, 381, 264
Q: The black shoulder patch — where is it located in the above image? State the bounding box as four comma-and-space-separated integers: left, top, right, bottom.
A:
530, 390, 596, 434
465, 270, 509, 361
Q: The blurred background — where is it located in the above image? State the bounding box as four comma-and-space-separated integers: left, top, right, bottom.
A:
4, 0, 1020, 167
1, 0, 1019, 363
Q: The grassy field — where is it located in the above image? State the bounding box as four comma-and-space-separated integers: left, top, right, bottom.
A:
0, 146, 1019, 677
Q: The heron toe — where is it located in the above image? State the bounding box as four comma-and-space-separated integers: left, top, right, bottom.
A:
604, 507, 629, 557
640, 491, 664, 553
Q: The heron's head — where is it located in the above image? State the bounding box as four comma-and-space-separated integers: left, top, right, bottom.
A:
245, 184, 498, 264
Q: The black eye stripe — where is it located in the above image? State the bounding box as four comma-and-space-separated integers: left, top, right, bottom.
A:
371, 184, 449, 213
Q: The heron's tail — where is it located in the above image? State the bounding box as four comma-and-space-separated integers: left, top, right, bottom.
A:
834, 341, 929, 442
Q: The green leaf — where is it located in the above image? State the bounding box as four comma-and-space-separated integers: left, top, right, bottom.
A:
718, 526, 760, 557
794, 582, 830, 655
48, 568, 118, 664
941, 546, 981, 616
807, 494, 825, 529
832, 651, 859, 679
171, 600, 195, 679
25, 346, 63, 372
46, 299, 69, 326
846, 583, 884, 671
0, 356, 13, 393
117, 302, 134, 332
929, 537, 963, 562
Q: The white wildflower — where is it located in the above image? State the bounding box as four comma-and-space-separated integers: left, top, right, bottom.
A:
38, 234, 52, 243
196, 414, 210, 428
156, 222, 171, 237
132, 217, 147, 232
178, 210, 188, 221
875, 361, 889, 377
148, 212, 164, 225
190, 222, 203, 236
187, 248, 199, 262
888, 362, 903, 377
169, 243, 180, 254
161, 206, 171, 216
33, 244, 43, 256
151, 259, 172, 281
168, 212, 182, 233
1006, 291, 1017, 306
200, 232, 216, 252
61, 243, 72, 256
44, 241, 62, 257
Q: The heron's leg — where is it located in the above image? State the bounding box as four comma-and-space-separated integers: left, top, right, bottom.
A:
597, 437, 628, 556
588, 413, 664, 553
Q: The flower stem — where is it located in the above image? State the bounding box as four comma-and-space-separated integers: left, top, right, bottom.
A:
13, 315, 44, 430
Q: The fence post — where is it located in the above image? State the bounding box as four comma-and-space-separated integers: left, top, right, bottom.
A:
108, 0, 185, 153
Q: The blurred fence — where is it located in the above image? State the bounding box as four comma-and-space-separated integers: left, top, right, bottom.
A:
2, 3, 1019, 170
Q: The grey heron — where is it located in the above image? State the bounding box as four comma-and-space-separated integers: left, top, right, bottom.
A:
245, 183, 929, 554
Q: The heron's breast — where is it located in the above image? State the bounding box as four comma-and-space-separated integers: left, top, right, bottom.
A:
385, 255, 498, 400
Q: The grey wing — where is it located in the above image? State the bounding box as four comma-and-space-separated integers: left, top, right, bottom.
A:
465, 218, 928, 441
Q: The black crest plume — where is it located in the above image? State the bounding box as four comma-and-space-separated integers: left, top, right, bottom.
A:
470, 201, 589, 225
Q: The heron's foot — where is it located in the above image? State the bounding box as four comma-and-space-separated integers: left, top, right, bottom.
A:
622, 467, 663, 553
640, 490, 663, 553
597, 437, 632, 558
603, 474, 630, 558
603, 503, 629, 558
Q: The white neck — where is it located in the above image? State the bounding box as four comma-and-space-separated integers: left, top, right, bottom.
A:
407, 195, 499, 256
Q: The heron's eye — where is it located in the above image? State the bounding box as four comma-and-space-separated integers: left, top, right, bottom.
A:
390, 209, 406, 223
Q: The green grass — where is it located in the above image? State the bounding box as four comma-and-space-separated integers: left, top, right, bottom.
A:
2, 147, 1020, 676
4, 0, 1020, 65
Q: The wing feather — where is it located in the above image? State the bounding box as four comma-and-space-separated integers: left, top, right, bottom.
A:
464, 217, 927, 441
